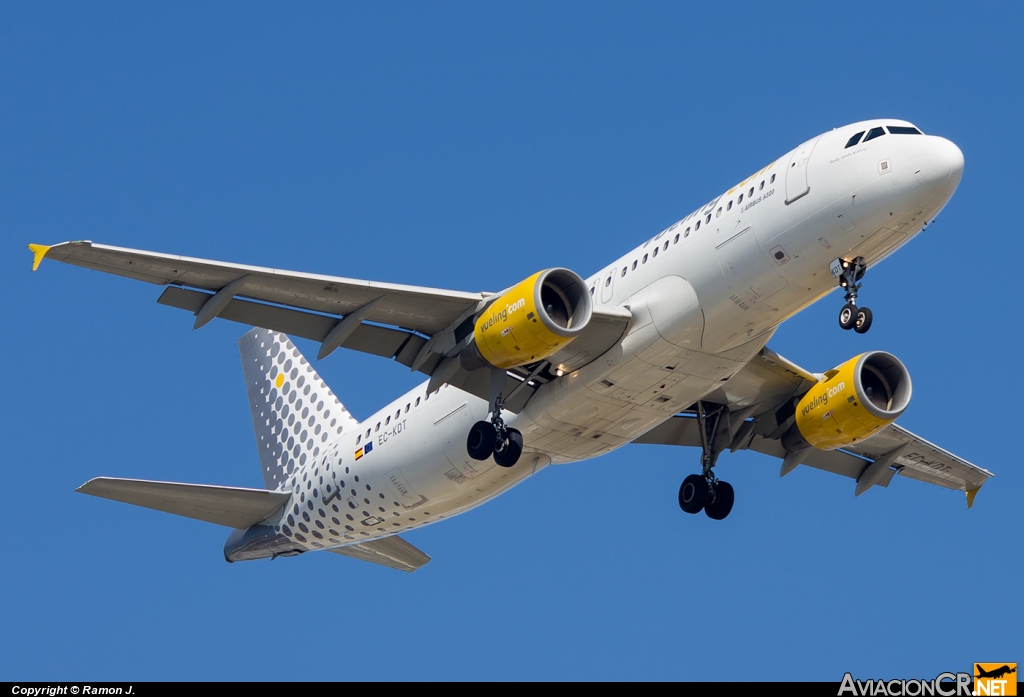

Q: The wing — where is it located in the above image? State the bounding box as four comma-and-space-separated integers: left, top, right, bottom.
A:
33, 240, 485, 335
29, 241, 630, 411
633, 347, 993, 506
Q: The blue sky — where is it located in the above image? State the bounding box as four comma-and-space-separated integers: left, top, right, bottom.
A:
3, 2, 1020, 681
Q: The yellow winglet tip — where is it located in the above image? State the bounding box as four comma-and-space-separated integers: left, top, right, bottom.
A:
966, 486, 981, 509
28, 243, 51, 272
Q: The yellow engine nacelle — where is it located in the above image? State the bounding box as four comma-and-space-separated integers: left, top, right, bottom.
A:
782, 351, 912, 452
459, 268, 593, 371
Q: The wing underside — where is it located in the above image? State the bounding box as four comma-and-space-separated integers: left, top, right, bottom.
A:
633, 347, 993, 505
33, 240, 631, 413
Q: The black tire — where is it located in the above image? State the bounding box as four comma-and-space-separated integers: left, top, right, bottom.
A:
678, 474, 708, 514
467, 421, 496, 461
854, 307, 873, 334
705, 481, 735, 520
493, 428, 523, 468
838, 303, 858, 330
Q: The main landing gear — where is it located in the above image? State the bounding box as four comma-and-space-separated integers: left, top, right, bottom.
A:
833, 256, 872, 334
467, 369, 523, 468
467, 418, 523, 468
678, 401, 735, 521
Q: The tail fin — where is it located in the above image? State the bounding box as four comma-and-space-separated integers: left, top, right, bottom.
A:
239, 328, 360, 490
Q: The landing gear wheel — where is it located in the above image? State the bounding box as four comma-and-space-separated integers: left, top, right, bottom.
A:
835, 257, 869, 334
704, 481, 734, 520
493, 428, 523, 468
839, 303, 858, 330
854, 307, 873, 334
678, 474, 708, 514
467, 421, 496, 461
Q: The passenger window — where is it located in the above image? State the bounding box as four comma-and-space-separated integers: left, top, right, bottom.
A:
663, 241, 669, 251
396, 410, 401, 419
705, 213, 712, 224
684, 226, 690, 237
385, 416, 390, 426
589, 286, 595, 296
405, 404, 410, 412
770, 173, 776, 184
605, 276, 611, 287
415, 397, 420, 407
652, 247, 658, 258
643, 254, 648, 263
695, 220, 701, 231
356, 435, 361, 444
375, 422, 380, 432
716, 207, 722, 217
845, 131, 865, 148
863, 126, 886, 143
738, 193, 744, 203
760, 181, 764, 190
888, 125, 923, 135
748, 187, 754, 197
673, 233, 679, 244
620, 267, 626, 277
727, 201, 733, 211
632, 260, 637, 270
365, 429, 370, 438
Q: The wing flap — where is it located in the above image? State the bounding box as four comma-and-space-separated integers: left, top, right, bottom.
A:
77, 477, 291, 529
158, 286, 422, 363
328, 535, 430, 572
846, 423, 993, 492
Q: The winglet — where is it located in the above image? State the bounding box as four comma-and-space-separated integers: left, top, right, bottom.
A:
966, 486, 981, 509
28, 244, 51, 271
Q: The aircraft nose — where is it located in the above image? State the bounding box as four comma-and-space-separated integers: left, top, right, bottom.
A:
915, 136, 964, 189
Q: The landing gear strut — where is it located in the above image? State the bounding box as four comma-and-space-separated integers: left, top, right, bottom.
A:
832, 256, 872, 334
467, 369, 523, 467
677, 401, 735, 520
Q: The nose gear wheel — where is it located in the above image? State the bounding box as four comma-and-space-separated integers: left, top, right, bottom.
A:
833, 257, 872, 333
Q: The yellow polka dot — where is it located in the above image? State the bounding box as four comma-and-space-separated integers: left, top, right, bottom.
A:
275, 373, 285, 388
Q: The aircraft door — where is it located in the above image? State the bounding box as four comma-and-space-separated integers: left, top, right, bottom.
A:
600, 268, 615, 303
784, 135, 821, 205
717, 225, 760, 289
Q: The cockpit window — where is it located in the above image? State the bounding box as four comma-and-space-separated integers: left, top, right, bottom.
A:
845, 131, 865, 148
887, 125, 923, 135
862, 126, 886, 143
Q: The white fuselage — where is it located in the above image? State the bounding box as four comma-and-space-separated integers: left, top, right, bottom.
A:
282, 120, 964, 550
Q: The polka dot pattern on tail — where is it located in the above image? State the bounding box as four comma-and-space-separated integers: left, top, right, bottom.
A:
239, 328, 360, 490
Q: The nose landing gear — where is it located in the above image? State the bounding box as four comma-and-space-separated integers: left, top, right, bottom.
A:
677, 401, 735, 520
832, 257, 872, 334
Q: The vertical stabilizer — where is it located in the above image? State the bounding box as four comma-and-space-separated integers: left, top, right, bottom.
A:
239, 328, 360, 490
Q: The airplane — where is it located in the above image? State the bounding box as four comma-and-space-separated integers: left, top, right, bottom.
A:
976, 666, 1016, 680
28, 118, 993, 572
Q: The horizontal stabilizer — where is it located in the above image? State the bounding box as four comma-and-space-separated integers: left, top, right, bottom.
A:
77, 477, 291, 529
328, 535, 430, 573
